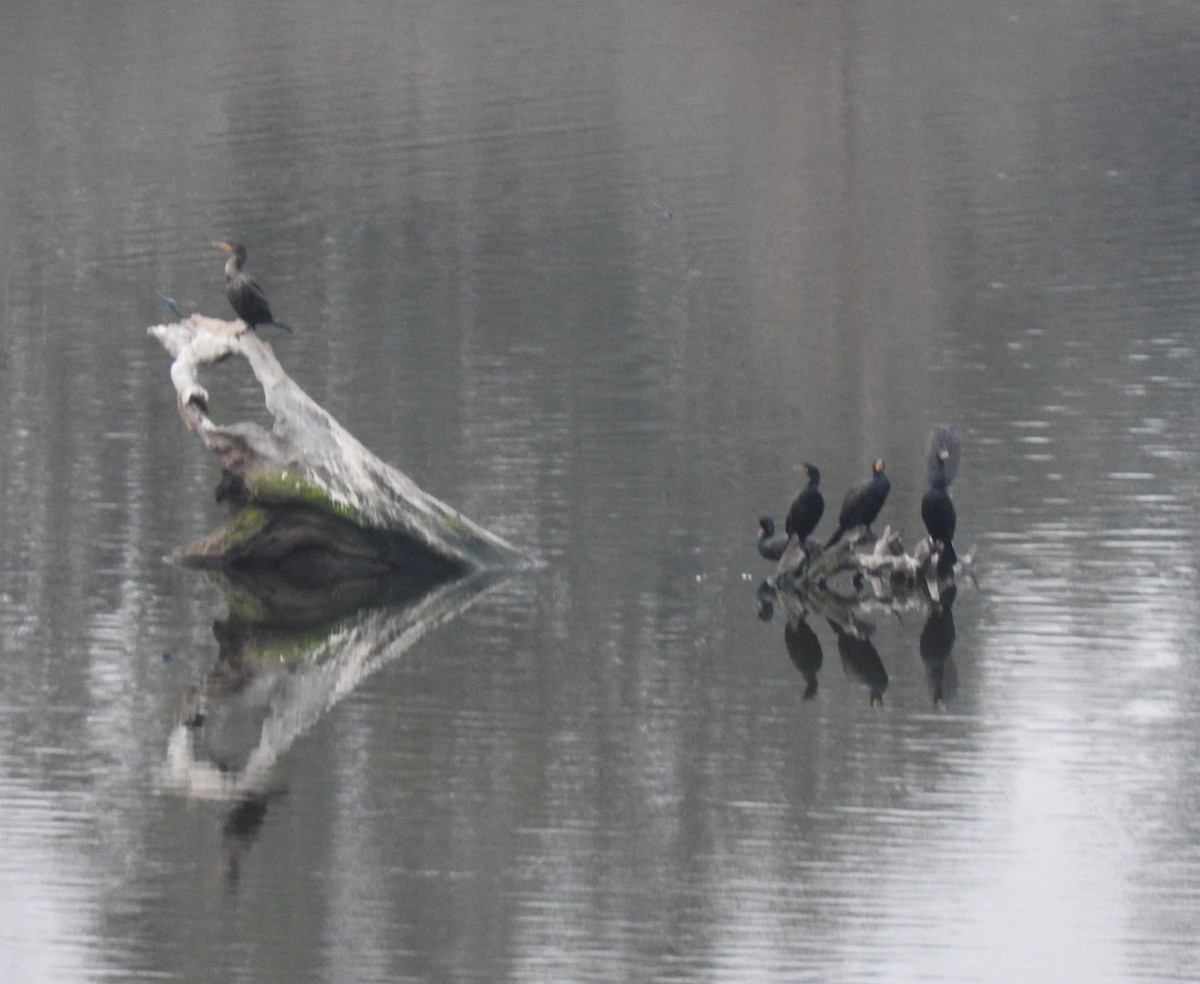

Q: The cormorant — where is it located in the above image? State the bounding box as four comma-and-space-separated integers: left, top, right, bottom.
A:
825, 459, 890, 547
922, 449, 957, 575
213, 241, 292, 333
757, 517, 789, 561
785, 463, 825, 541
924, 424, 961, 488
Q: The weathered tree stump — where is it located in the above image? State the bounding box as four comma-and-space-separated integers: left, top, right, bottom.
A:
149, 314, 524, 581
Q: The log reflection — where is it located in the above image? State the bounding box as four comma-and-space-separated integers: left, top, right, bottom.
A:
163, 567, 508, 884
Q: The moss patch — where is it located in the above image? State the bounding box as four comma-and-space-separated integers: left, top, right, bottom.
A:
247, 472, 367, 526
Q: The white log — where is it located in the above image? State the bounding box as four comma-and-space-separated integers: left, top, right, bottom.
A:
149, 314, 523, 572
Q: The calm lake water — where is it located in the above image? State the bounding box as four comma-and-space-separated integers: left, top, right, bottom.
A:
3, 1, 1200, 981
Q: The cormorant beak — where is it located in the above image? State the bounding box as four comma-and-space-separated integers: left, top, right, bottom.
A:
212, 241, 234, 252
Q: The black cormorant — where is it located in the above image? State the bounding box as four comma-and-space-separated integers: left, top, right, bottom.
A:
213, 241, 291, 333
785, 463, 825, 541
924, 424, 961, 488
922, 449, 957, 575
757, 517, 789, 561
825, 459, 890, 547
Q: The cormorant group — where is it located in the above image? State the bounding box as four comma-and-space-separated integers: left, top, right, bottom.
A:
759, 427, 961, 578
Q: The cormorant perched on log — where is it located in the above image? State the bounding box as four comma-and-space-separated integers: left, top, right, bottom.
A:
213, 241, 292, 333
757, 517, 789, 561
922, 449, 957, 575
825, 459, 890, 547
785, 463, 825, 541
772, 463, 825, 576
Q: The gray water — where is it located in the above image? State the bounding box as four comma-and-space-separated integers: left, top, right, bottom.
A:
3, 1, 1200, 981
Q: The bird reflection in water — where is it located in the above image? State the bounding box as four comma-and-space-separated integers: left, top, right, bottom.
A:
919, 584, 958, 707
774, 590, 824, 699
827, 618, 889, 707
785, 615, 824, 700
755, 579, 778, 621
219, 790, 287, 889
172, 618, 293, 887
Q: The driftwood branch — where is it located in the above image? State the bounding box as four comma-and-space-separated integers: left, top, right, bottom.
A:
149, 314, 524, 577
774, 525, 974, 608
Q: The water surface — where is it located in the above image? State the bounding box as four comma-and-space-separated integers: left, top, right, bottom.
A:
2, 1, 1200, 982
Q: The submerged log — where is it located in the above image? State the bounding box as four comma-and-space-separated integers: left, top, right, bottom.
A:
774, 524, 975, 609
149, 314, 524, 577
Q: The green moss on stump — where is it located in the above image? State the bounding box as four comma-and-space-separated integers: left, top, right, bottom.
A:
246, 472, 366, 526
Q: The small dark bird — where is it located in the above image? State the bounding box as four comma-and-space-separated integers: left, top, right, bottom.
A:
160, 293, 185, 320
922, 449, 957, 575
213, 241, 292, 333
826, 459, 890, 547
785, 463, 825, 541
757, 517, 789, 561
